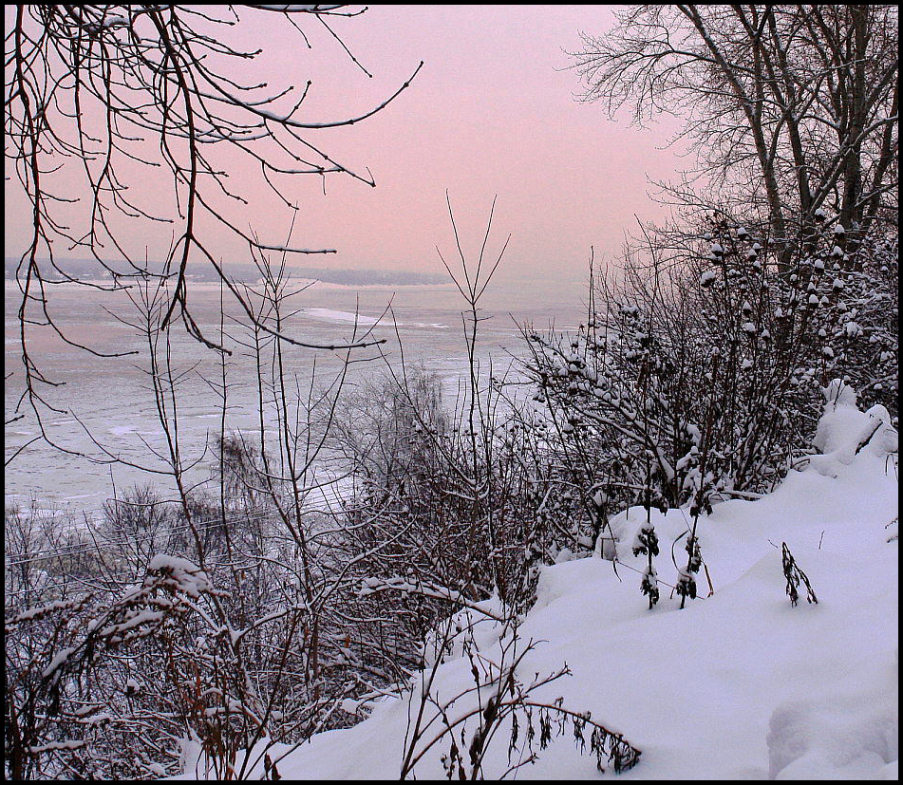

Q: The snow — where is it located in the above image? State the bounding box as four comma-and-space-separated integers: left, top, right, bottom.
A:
810, 386, 897, 478
42, 646, 77, 679
766, 664, 897, 779
29, 740, 86, 754
146, 554, 211, 598
175, 386, 897, 780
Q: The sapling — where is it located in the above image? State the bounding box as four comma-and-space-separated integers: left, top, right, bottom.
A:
632, 457, 660, 608
677, 348, 719, 608
632, 521, 660, 609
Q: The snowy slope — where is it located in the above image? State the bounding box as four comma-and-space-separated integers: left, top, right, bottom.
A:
179, 383, 898, 780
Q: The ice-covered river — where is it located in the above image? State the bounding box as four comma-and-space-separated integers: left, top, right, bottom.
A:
5, 276, 587, 517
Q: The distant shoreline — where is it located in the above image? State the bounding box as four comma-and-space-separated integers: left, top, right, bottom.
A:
4, 258, 583, 288
3, 277, 458, 291
4, 257, 449, 287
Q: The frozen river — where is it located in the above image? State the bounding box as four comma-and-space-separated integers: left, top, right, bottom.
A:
5, 275, 587, 517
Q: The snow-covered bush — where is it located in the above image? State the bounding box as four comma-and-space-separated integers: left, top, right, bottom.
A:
521, 217, 898, 567
5, 458, 367, 779
5, 551, 239, 779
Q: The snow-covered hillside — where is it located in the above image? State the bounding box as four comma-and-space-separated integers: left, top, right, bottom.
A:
179, 382, 898, 780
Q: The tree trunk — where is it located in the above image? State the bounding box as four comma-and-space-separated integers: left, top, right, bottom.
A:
839, 5, 869, 233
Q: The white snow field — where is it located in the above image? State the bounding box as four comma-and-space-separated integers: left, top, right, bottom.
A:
179, 382, 898, 780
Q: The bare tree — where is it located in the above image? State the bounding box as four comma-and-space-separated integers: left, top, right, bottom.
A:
5, 4, 421, 455
3, 251, 399, 778
572, 5, 898, 253
5, 9, 430, 777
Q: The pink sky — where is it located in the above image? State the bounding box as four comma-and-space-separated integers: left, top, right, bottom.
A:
4, 5, 685, 281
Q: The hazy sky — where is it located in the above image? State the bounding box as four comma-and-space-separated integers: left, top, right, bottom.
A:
5, 5, 685, 281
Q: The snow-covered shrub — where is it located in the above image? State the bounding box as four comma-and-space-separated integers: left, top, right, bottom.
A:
808, 378, 898, 478
99, 485, 184, 580
5, 552, 242, 779
522, 217, 898, 564
814, 230, 898, 419
5, 464, 365, 779
631, 518, 660, 609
